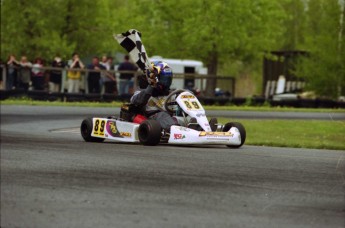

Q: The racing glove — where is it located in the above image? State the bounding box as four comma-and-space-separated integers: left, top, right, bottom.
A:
146, 68, 159, 87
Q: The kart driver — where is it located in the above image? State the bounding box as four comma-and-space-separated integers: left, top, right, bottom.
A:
130, 61, 177, 131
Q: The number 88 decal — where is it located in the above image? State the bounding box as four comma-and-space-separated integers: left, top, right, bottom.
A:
183, 101, 201, 110
93, 119, 106, 135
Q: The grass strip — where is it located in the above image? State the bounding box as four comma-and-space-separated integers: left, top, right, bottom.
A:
218, 118, 345, 150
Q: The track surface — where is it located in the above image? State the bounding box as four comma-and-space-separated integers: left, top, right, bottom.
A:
1, 105, 345, 228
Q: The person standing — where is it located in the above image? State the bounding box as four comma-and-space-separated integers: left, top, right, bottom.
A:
6, 54, 19, 90
67, 53, 84, 93
99, 55, 108, 92
18, 55, 32, 91
50, 55, 65, 93
101, 56, 117, 94
118, 55, 138, 95
101, 55, 108, 66
0, 59, 4, 89
87, 57, 104, 94
31, 57, 45, 90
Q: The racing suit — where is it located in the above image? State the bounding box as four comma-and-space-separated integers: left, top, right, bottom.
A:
130, 85, 176, 131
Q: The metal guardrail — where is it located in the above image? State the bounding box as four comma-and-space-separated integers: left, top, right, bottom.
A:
0, 64, 236, 95
1, 65, 343, 108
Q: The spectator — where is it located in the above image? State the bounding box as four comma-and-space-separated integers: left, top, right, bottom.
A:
6, 54, 19, 90
101, 56, 117, 94
99, 55, 108, 92
50, 55, 65, 93
18, 55, 32, 91
101, 55, 108, 66
118, 55, 138, 95
0, 59, 4, 89
87, 56, 104, 94
31, 57, 45, 90
67, 53, 84, 93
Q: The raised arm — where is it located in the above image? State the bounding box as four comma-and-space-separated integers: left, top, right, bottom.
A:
130, 86, 153, 107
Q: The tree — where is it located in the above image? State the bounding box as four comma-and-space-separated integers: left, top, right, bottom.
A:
179, 0, 286, 95
296, 0, 345, 98
111, 0, 286, 96
0, 0, 117, 61
279, 0, 307, 50
1, 0, 75, 60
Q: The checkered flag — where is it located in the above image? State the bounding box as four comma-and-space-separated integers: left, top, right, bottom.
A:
114, 29, 153, 72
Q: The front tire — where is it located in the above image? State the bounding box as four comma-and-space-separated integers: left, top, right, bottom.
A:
80, 118, 105, 142
223, 122, 246, 148
138, 119, 162, 146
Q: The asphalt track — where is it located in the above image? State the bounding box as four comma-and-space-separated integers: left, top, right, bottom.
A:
1, 105, 344, 228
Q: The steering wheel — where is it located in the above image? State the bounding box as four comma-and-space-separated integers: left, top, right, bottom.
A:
164, 89, 189, 113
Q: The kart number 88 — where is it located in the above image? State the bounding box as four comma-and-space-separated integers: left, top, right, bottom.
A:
93, 119, 105, 136
184, 101, 201, 110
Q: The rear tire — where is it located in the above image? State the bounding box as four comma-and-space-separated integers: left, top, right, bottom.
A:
138, 119, 162, 146
80, 118, 105, 143
223, 122, 246, 148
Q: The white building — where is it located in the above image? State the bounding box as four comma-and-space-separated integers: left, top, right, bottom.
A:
150, 56, 208, 90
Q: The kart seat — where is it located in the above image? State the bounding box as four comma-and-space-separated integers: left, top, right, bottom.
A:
120, 103, 146, 122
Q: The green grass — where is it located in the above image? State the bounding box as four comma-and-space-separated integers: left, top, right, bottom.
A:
203, 105, 345, 113
1, 98, 344, 112
218, 118, 345, 150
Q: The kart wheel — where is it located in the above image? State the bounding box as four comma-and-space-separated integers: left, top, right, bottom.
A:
138, 119, 162, 146
80, 118, 105, 143
209, 117, 218, 131
223, 122, 246, 148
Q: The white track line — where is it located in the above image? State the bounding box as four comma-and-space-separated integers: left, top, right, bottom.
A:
50, 127, 80, 134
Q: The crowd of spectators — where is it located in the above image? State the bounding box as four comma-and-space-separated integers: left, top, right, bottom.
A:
0, 53, 138, 95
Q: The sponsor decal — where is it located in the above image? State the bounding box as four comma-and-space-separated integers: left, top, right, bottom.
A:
164, 68, 172, 73
174, 133, 186, 140
177, 126, 191, 132
181, 95, 195, 99
120, 132, 132, 137
157, 98, 166, 108
206, 138, 229, 141
147, 99, 156, 107
196, 113, 206, 117
148, 97, 166, 109
199, 132, 233, 137
106, 121, 122, 138
105, 121, 131, 138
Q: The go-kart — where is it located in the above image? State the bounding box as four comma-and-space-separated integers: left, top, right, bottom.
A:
80, 89, 246, 148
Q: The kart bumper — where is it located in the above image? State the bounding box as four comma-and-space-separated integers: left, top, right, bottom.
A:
168, 126, 242, 146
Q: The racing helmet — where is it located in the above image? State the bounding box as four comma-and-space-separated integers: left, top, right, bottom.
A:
151, 61, 173, 90
139, 61, 173, 95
